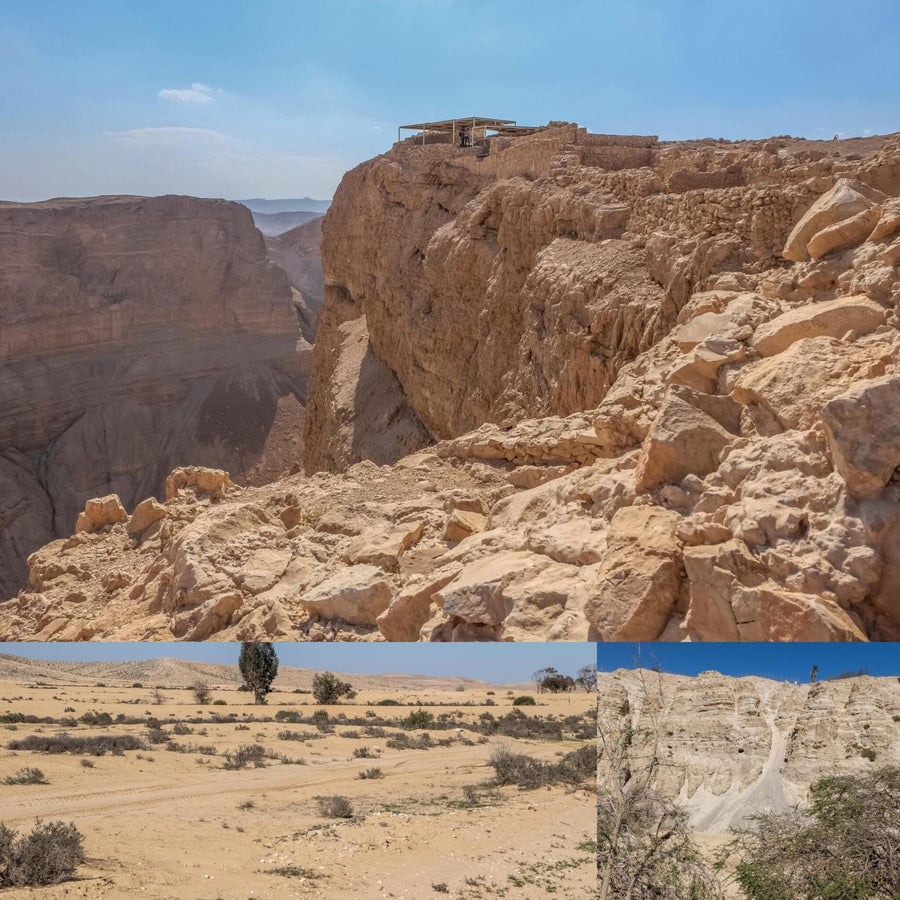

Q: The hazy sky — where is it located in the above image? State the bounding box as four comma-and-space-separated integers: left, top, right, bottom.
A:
2, 0, 897, 201
598, 643, 900, 682
0, 643, 594, 685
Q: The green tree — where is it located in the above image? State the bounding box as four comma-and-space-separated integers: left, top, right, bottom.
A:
727, 767, 900, 900
238, 643, 279, 705
312, 672, 356, 705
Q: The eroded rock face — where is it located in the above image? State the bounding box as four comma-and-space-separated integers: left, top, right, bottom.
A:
0, 195, 309, 598
599, 669, 900, 833
6, 129, 900, 641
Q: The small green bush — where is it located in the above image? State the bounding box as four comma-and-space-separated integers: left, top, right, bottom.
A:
401, 709, 434, 730
512, 696, 536, 706
223, 744, 267, 769
358, 767, 383, 779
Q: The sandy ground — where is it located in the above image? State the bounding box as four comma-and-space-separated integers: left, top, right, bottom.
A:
0, 677, 595, 899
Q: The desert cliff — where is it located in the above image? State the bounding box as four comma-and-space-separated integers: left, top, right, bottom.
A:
598, 668, 900, 832
4, 125, 900, 640
0, 194, 310, 599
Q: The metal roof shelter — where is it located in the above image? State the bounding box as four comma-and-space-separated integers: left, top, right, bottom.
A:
398, 117, 539, 145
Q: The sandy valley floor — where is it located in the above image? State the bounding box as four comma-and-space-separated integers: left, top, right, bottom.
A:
0, 665, 595, 899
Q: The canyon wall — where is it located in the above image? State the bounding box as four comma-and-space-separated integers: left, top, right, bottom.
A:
5, 128, 900, 641
0, 194, 310, 598
598, 669, 900, 832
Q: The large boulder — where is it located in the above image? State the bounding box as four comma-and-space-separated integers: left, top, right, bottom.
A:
584, 506, 683, 640
750, 296, 885, 357
74, 495, 128, 534
821, 375, 900, 497
298, 565, 393, 625
783, 178, 886, 262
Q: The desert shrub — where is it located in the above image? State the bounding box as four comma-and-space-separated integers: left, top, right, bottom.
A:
375, 699, 401, 706
386, 732, 431, 750
3, 767, 47, 785
0, 820, 85, 886
131, 683, 143, 689
358, 767, 383, 779
312, 672, 356, 705
8, 734, 143, 756
316, 796, 353, 818
191, 681, 211, 705
554, 744, 596, 783
274, 710, 302, 723
401, 709, 434, 730
278, 729, 318, 742
79, 711, 112, 726
146, 728, 170, 744
212, 700, 227, 706
489, 747, 548, 789
79, 759, 94, 768
512, 696, 536, 706
353, 746, 375, 758
172, 723, 192, 736
223, 744, 267, 770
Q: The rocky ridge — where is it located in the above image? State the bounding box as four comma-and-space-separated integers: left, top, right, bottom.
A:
0, 194, 310, 600
4, 128, 900, 640
598, 668, 900, 832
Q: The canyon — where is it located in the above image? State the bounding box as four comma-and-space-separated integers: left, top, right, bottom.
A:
597, 668, 900, 834
3, 123, 900, 641
0, 195, 311, 600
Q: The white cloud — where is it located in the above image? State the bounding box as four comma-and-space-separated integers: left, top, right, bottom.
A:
158, 82, 216, 103
110, 126, 229, 146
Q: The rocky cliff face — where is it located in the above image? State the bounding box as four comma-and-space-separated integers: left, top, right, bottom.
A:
0, 195, 310, 598
598, 669, 900, 832
5, 127, 900, 641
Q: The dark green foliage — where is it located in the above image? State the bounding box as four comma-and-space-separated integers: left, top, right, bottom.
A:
729, 767, 900, 900
489, 743, 594, 789
238, 643, 279, 705
0, 820, 85, 886
311, 672, 356, 705
512, 696, 536, 706
401, 709, 434, 729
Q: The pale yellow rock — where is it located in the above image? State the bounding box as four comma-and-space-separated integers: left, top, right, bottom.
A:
807, 205, 881, 259
165, 467, 234, 501
751, 296, 885, 357
821, 374, 900, 497
443, 509, 486, 542
74, 495, 128, 534
342, 521, 426, 571
298, 565, 393, 625
584, 506, 682, 640
782, 178, 886, 262
127, 498, 167, 537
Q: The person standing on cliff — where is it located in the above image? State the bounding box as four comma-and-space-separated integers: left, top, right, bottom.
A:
459, 127, 469, 147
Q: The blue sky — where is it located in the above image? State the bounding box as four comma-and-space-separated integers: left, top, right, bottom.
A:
0, 643, 593, 685
1, 0, 897, 201
598, 643, 900, 682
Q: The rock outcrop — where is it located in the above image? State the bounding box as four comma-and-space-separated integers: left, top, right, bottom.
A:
598, 669, 900, 833
5, 127, 900, 640
0, 195, 309, 598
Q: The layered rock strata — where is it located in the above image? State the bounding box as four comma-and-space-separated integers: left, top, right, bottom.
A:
598, 669, 900, 832
0, 195, 309, 598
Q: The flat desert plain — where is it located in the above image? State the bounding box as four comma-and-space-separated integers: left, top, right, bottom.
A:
0, 659, 595, 899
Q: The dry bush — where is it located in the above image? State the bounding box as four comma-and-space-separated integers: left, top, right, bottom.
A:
3, 767, 47, 785
223, 744, 268, 770
0, 820, 85, 886
8, 734, 144, 756
316, 796, 353, 818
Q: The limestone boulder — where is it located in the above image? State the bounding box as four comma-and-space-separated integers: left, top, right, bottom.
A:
751, 296, 885, 357
821, 375, 900, 497
443, 509, 487, 543
783, 178, 887, 262
806, 206, 881, 259
74, 495, 128, 534
165, 467, 234, 501
342, 521, 426, 571
299, 565, 393, 625
376, 566, 461, 641
635, 393, 736, 491
584, 506, 683, 640
127, 498, 167, 537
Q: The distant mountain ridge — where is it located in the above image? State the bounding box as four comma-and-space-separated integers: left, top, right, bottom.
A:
250, 209, 323, 236
240, 197, 331, 214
